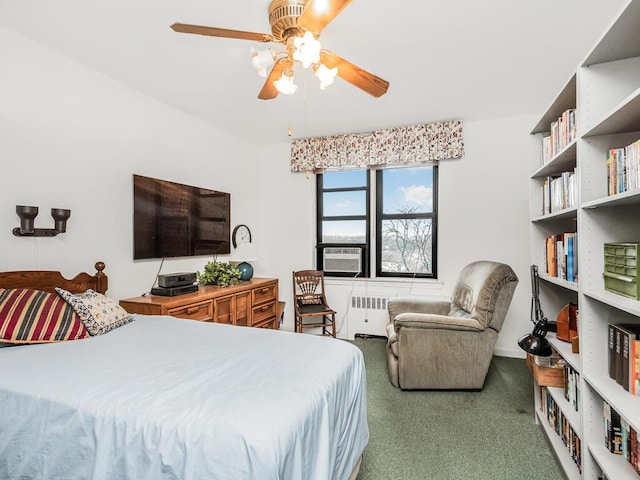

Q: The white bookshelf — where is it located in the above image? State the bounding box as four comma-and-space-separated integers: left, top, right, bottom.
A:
529, 1, 640, 478
535, 408, 582, 480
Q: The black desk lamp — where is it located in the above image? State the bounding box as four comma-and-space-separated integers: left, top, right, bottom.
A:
518, 265, 556, 357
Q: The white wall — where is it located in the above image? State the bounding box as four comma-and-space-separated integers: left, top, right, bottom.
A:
1, 26, 536, 358
257, 116, 538, 358
0, 28, 257, 301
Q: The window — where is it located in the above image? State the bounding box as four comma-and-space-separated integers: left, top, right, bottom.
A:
316, 170, 370, 277
316, 165, 437, 278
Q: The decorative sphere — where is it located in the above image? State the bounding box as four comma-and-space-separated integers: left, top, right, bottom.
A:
238, 262, 254, 281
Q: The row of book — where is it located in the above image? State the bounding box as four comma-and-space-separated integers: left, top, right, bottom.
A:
607, 139, 640, 196
545, 232, 578, 282
541, 169, 576, 214
542, 108, 577, 163
603, 401, 640, 475
541, 388, 582, 473
608, 323, 640, 395
564, 363, 580, 412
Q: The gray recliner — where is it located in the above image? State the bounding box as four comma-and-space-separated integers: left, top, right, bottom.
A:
385, 260, 518, 390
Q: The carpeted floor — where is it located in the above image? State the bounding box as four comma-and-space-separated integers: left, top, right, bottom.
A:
352, 336, 564, 480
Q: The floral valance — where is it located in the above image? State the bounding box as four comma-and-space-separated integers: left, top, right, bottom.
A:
290, 120, 464, 172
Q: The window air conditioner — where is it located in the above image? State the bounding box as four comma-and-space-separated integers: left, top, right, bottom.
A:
323, 247, 363, 274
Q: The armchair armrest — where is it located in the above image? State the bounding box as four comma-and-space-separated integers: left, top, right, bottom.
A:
395, 313, 485, 332
386, 313, 484, 346
388, 296, 451, 320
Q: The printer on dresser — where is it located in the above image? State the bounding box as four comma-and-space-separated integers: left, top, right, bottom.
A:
120, 277, 279, 329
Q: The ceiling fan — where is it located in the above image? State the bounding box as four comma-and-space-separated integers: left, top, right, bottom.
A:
171, 0, 390, 100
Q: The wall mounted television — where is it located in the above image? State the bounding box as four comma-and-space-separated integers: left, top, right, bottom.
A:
133, 174, 231, 260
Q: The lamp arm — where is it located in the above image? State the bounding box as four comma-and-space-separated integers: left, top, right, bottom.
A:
518, 264, 554, 357
529, 264, 557, 334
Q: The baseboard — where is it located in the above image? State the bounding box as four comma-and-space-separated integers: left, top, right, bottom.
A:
354, 333, 387, 340
494, 347, 526, 359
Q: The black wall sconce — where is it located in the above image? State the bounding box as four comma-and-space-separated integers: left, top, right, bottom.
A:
13, 205, 71, 237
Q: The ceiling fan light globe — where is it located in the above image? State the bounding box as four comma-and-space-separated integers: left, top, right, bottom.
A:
274, 70, 298, 95
312, 0, 330, 15
250, 47, 275, 76
314, 63, 337, 89
293, 31, 321, 68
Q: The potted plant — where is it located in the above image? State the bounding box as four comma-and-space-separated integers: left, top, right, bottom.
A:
197, 261, 241, 287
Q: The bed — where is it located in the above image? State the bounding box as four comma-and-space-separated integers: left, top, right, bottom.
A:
0, 262, 368, 480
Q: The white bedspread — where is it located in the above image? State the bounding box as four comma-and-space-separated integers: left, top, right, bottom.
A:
0, 316, 368, 480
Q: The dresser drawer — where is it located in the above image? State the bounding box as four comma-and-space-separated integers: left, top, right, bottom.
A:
168, 300, 213, 322
252, 300, 276, 327
252, 283, 277, 305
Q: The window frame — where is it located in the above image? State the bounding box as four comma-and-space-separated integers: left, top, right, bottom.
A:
375, 166, 438, 279
316, 171, 371, 278
316, 165, 438, 279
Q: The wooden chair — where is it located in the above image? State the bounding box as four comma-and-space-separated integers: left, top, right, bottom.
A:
292, 270, 336, 338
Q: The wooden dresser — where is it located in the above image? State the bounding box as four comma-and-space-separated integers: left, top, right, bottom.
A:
120, 278, 279, 329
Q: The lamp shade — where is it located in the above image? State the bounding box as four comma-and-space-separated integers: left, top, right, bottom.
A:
518, 332, 552, 357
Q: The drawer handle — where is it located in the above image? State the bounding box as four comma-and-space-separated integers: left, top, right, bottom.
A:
259, 305, 270, 312
186, 307, 201, 314
603, 271, 635, 283
259, 288, 270, 294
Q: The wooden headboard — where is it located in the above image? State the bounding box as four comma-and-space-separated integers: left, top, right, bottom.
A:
0, 261, 108, 294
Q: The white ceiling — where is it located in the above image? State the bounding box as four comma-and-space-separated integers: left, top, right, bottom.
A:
0, 0, 629, 145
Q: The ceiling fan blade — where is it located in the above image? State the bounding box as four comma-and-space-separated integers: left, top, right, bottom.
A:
258, 57, 292, 100
298, 0, 353, 34
170, 23, 274, 43
321, 52, 389, 98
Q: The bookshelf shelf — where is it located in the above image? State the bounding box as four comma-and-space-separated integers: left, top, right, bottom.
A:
586, 374, 640, 433
535, 409, 582, 480
582, 86, 640, 137
582, 189, 640, 209
582, 288, 640, 318
540, 274, 579, 292
548, 334, 580, 370
529, 2, 640, 478
588, 444, 639, 480
531, 140, 577, 178
531, 207, 578, 223
546, 385, 581, 435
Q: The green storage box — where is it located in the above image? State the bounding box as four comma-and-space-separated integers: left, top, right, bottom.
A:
603, 243, 640, 300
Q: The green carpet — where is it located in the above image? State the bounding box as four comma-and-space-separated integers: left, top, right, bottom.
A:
352, 337, 564, 480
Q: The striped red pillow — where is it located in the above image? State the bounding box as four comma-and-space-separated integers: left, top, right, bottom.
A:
0, 288, 89, 344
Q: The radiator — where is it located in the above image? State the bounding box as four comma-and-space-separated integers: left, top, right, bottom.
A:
350, 295, 388, 310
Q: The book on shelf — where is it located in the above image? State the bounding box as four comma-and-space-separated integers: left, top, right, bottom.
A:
605, 402, 640, 474
541, 388, 582, 472
543, 108, 577, 161
564, 364, 579, 411
542, 135, 551, 164
609, 324, 618, 382
540, 170, 576, 214
566, 234, 575, 282
544, 232, 577, 282
607, 139, 640, 196
632, 339, 640, 396
604, 401, 622, 454
607, 323, 640, 394
632, 428, 638, 473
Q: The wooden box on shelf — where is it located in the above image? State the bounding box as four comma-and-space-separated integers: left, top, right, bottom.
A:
527, 353, 566, 388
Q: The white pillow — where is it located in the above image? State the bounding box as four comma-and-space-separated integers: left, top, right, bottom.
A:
55, 288, 134, 336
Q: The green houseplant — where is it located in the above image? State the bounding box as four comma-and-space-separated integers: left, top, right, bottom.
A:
197, 261, 241, 287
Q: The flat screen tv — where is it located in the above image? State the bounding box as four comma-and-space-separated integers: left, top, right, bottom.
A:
133, 174, 231, 260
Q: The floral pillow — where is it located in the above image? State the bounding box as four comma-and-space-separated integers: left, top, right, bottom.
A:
0, 288, 89, 344
55, 288, 135, 336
